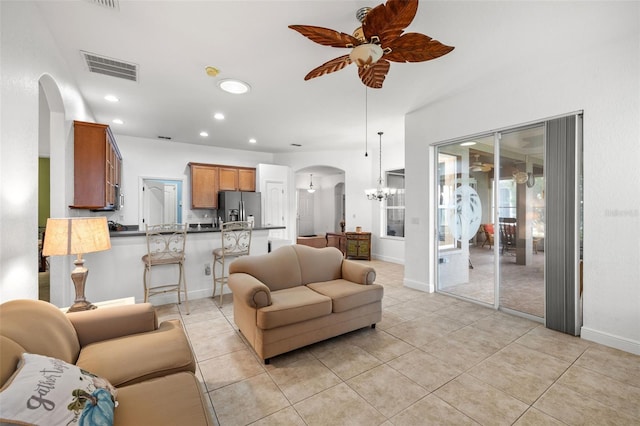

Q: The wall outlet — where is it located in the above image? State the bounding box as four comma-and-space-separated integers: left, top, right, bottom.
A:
204, 263, 211, 276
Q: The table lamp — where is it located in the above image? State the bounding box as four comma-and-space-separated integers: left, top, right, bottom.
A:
42, 217, 111, 312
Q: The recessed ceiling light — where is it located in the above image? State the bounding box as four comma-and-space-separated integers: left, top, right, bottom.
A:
460, 141, 476, 146
214, 113, 225, 120
200, 131, 209, 137
218, 79, 250, 94
104, 94, 119, 102
112, 118, 123, 124
249, 138, 257, 144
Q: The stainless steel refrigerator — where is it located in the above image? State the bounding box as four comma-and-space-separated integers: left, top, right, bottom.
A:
218, 191, 262, 228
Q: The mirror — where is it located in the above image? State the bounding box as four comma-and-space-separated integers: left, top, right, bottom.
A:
140, 178, 183, 227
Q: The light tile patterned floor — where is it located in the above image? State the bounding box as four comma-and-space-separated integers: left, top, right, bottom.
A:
155, 260, 640, 426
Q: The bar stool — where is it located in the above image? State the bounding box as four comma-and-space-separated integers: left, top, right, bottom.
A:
142, 223, 189, 314
213, 221, 252, 306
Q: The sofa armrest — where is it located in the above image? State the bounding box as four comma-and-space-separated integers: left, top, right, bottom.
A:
228, 273, 272, 308
341, 260, 376, 285
67, 303, 158, 347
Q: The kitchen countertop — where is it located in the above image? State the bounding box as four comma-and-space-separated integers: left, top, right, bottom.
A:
109, 224, 285, 238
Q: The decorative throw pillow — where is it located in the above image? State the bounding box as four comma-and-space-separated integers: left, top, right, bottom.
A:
0, 353, 118, 426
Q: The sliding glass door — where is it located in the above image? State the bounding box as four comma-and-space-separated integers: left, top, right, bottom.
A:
436, 135, 496, 307
497, 125, 545, 318
436, 125, 546, 319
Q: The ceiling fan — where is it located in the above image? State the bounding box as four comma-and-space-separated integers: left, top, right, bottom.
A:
288, 0, 454, 89
470, 155, 493, 172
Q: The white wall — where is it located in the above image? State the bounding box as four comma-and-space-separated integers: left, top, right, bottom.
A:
276, 149, 375, 242
404, 2, 640, 354
371, 138, 405, 264
0, 2, 95, 303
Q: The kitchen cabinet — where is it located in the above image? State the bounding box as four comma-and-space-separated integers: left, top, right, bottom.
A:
189, 163, 218, 209
189, 163, 256, 209
345, 232, 371, 260
70, 121, 122, 210
218, 167, 239, 191
238, 168, 256, 191
219, 166, 256, 191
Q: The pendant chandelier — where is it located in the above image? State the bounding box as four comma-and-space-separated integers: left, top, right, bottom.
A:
365, 132, 396, 201
307, 173, 316, 193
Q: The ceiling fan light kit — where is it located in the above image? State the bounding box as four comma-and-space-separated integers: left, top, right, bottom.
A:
289, 0, 454, 88
470, 154, 493, 172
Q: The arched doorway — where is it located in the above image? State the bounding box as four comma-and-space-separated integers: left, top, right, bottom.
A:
295, 166, 345, 237
38, 74, 67, 305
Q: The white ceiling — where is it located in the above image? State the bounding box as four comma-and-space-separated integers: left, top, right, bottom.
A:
33, 0, 476, 154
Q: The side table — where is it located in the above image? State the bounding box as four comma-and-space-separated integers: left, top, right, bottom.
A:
345, 232, 371, 260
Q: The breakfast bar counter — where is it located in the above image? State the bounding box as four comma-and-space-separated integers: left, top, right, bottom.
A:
80, 226, 287, 306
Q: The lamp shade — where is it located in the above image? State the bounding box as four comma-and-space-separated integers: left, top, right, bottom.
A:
42, 217, 111, 256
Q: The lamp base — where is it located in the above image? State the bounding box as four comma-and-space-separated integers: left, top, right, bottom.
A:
67, 300, 97, 313
68, 258, 96, 313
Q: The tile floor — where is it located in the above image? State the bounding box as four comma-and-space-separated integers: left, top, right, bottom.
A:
155, 260, 640, 426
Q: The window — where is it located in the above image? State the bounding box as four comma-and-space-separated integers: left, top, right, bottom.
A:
385, 169, 405, 237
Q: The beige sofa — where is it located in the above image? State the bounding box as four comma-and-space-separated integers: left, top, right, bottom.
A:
228, 244, 383, 363
0, 299, 213, 425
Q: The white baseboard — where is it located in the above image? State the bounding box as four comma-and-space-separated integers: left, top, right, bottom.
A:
139, 288, 218, 306
372, 254, 405, 264
403, 278, 433, 293
580, 326, 640, 355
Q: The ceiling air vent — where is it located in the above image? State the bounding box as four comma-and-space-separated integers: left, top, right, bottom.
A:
81, 51, 138, 82
85, 0, 119, 10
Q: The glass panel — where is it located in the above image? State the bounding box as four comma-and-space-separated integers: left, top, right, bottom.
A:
498, 125, 545, 318
436, 136, 495, 306
385, 170, 405, 237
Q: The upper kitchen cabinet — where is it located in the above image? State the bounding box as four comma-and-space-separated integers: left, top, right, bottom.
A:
189, 163, 218, 209
70, 121, 122, 211
219, 166, 256, 192
238, 168, 256, 191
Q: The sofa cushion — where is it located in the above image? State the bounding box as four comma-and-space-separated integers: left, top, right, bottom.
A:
292, 245, 344, 285
114, 372, 212, 426
0, 299, 80, 365
76, 320, 195, 387
307, 280, 384, 313
0, 353, 117, 426
230, 245, 302, 291
0, 336, 25, 387
257, 286, 332, 330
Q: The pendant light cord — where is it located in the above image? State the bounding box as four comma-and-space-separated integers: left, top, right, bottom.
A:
364, 88, 368, 157
378, 132, 383, 185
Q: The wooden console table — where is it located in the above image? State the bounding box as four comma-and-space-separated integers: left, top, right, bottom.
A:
345, 232, 371, 260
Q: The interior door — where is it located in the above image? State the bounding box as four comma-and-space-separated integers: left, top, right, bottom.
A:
144, 181, 164, 226
297, 189, 314, 236
163, 184, 177, 223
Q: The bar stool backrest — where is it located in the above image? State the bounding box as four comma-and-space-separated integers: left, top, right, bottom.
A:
144, 223, 188, 265
220, 221, 252, 257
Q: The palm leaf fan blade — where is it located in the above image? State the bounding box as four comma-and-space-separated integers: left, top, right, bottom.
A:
304, 55, 352, 81
358, 59, 390, 89
384, 33, 455, 63
362, 0, 418, 46
288, 25, 360, 48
